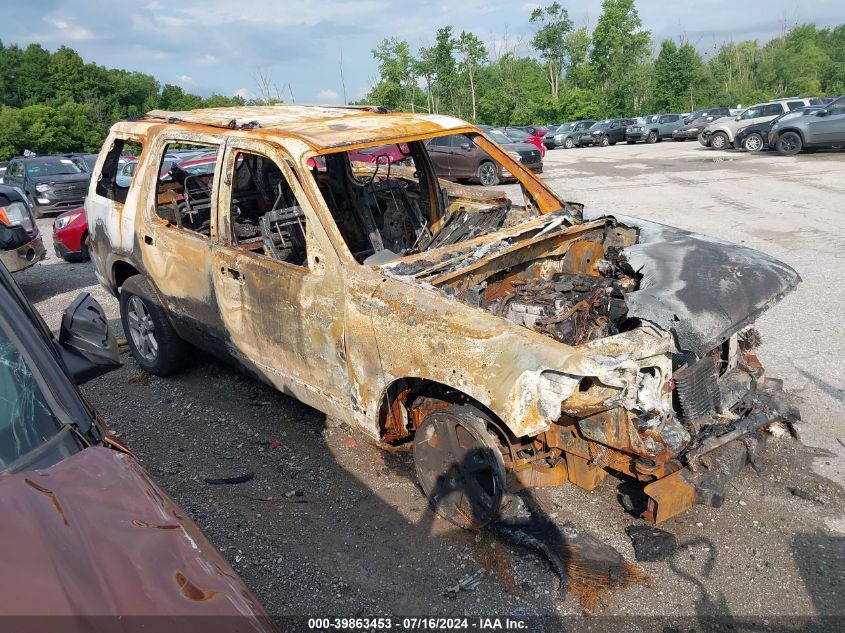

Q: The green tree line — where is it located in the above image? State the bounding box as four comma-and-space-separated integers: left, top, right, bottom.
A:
0, 41, 247, 160
1, 0, 843, 159
364, 0, 845, 125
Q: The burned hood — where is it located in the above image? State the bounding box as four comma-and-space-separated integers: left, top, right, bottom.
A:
591, 212, 801, 357
0, 446, 275, 629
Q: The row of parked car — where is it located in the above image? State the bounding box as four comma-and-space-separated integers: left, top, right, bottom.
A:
697, 96, 845, 155
530, 95, 844, 157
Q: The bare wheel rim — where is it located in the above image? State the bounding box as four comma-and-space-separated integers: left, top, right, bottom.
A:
478, 163, 497, 186
127, 296, 158, 362
745, 134, 762, 151
414, 413, 505, 528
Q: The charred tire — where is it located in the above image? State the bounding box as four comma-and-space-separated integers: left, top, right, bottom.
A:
119, 275, 188, 376
646, 130, 658, 144
563, 137, 574, 149
600, 136, 610, 147
743, 133, 764, 152
710, 131, 729, 150
413, 405, 506, 529
477, 161, 499, 187
776, 131, 803, 156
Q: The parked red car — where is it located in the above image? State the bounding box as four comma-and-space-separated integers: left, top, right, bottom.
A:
52, 207, 89, 261
502, 127, 547, 157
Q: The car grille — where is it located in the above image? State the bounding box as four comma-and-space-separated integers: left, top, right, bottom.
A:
518, 149, 541, 163
50, 181, 88, 201
674, 355, 721, 422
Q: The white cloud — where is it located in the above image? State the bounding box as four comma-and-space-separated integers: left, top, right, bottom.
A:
40, 15, 95, 41
316, 89, 340, 104
196, 54, 219, 66
177, 74, 196, 88
234, 87, 254, 100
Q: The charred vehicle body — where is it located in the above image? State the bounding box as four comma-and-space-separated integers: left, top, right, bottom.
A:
86, 105, 800, 528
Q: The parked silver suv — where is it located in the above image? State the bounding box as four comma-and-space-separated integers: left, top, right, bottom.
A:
701, 98, 821, 149
769, 96, 845, 155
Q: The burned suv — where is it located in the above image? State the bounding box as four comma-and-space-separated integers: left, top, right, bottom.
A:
87, 105, 800, 528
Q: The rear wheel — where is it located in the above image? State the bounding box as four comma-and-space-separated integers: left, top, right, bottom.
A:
600, 136, 610, 147
413, 405, 506, 529
646, 130, 658, 144
119, 275, 189, 376
563, 137, 574, 149
477, 161, 499, 186
710, 131, 729, 150
776, 132, 803, 156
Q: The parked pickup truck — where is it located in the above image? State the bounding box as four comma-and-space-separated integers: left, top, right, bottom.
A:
626, 114, 684, 143
86, 104, 800, 528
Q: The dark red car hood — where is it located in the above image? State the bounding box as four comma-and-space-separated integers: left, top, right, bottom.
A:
0, 447, 276, 631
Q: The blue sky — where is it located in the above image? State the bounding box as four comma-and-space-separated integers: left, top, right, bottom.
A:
4, 1, 844, 103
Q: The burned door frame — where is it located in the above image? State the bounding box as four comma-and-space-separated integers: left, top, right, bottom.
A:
87, 125, 154, 291
138, 129, 228, 347
212, 135, 355, 421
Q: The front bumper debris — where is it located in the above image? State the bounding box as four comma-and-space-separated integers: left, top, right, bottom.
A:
642, 382, 799, 523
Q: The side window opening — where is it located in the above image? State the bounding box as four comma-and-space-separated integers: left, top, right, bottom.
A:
155, 142, 218, 237
230, 151, 307, 267
313, 141, 441, 263
96, 138, 144, 204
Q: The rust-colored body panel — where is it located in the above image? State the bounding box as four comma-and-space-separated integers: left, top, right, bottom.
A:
0, 447, 275, 628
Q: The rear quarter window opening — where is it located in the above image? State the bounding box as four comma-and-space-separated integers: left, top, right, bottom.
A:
96, 138, 144, 205
155, 142, 219, 237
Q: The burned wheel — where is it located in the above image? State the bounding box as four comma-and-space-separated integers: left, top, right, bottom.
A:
413, 406, 506, 529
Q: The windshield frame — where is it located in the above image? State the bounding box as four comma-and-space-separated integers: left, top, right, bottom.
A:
301, 129, 567, 267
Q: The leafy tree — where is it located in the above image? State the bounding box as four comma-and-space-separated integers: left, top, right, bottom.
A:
529, 2, 574, 99
652, 40, 702, 112
564, 27, 592, 89
590, 0, 651, 114
456, 31, 487, 121
371, 38, 417, 111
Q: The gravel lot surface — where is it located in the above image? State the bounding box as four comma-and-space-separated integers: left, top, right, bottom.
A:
15, 140, 844, 630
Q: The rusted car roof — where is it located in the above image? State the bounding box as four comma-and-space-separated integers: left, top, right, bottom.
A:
0, 446, 276, 629
144, 105, 468, 150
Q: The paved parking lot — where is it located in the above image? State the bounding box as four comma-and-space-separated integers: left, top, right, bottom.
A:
16, 141, 844, 628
